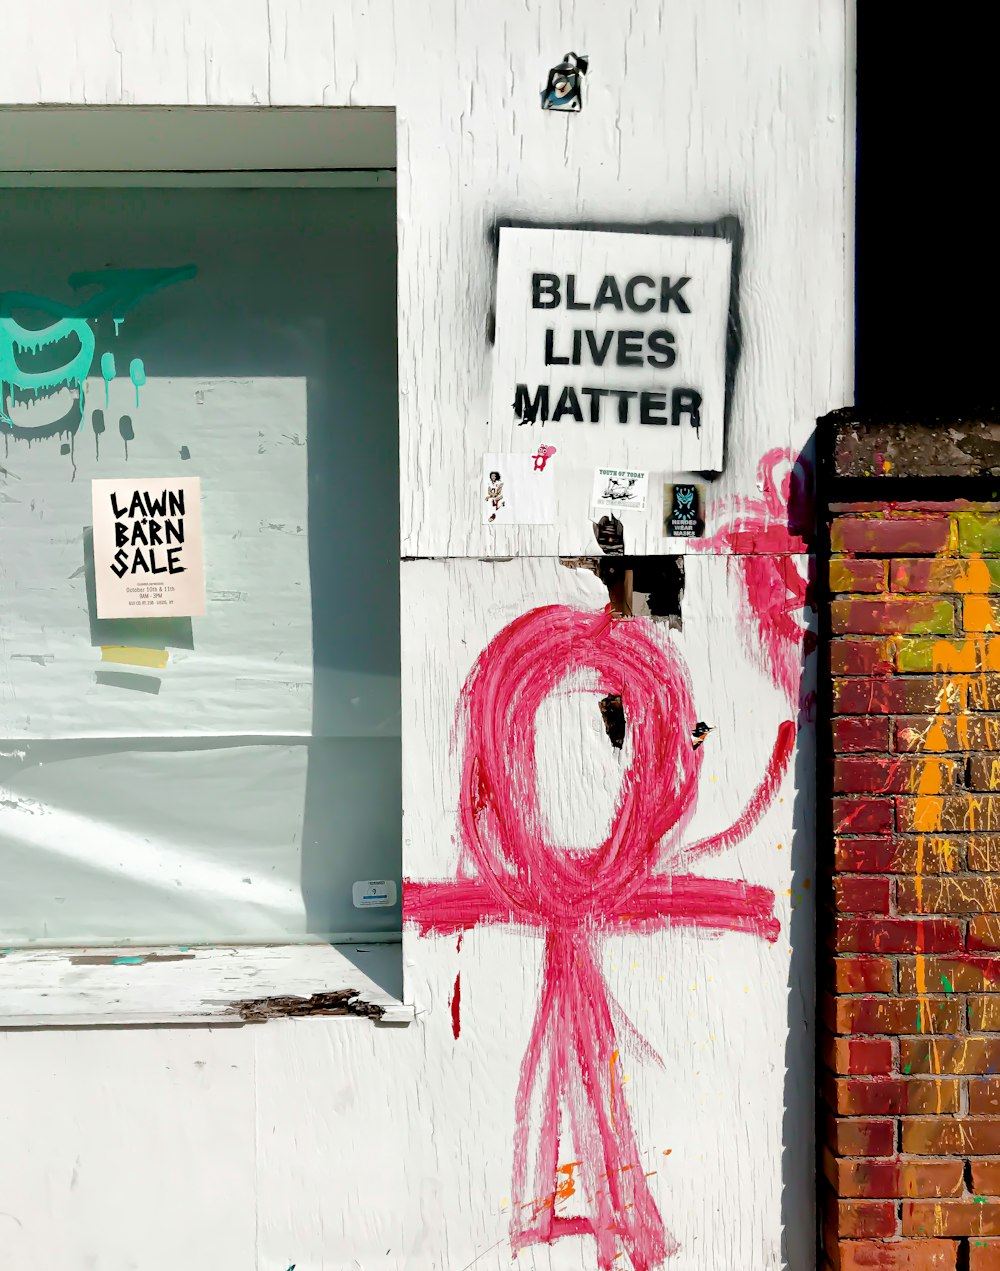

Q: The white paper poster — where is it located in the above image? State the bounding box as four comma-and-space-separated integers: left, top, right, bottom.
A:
482, 452, 556, 525
592, 466, 648, 511
92, 476, 205, 619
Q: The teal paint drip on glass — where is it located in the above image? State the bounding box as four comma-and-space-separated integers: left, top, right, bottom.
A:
0, 265, 196, 433
129, 358, 146, 407
100, 351, 116, 406
0, 299, 95, 430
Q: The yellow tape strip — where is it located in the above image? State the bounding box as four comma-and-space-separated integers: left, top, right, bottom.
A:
100, 646, 169, 669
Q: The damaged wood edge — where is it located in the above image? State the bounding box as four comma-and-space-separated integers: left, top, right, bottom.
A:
219, 989, 386, 1023
560, 555, 684, 626
0, 946, 414, 1026
561, 555, 631, 616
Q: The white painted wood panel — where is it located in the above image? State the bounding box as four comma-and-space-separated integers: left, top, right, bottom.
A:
0, 1026, 256, 1271
400, 555, 814, 1271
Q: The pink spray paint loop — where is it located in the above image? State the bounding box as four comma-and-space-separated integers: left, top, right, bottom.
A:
406, 604, 792, 1270
457, 606, 702, 926
693, 445, 816, 706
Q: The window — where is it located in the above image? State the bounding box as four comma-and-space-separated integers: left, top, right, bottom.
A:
0, 111, 407, 1020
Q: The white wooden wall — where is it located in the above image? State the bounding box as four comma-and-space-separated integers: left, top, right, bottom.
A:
0, 3, 851, 1269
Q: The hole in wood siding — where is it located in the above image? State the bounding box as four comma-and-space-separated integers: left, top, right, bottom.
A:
598, 694, 626, 749
561, 556, 685, 626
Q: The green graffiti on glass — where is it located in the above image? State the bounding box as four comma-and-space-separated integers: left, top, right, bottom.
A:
129, 356, 146, 407
100, 350, 116, 406
0, 265, 196, 434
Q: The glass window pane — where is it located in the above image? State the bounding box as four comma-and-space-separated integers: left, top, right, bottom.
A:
0, 185, 401, 944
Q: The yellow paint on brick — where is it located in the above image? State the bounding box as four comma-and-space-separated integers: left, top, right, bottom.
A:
100, 646, 170, 669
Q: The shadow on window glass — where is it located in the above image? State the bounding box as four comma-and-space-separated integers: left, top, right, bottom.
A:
0, 186, 402, 957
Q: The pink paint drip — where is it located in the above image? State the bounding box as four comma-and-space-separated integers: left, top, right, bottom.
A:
693, 446, 815, 705
449, 933, 464, 1038
406, 605, 791, 1269
449, 971, 462, 1039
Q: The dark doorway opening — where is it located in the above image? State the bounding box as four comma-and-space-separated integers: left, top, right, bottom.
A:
855, 8, 997, 412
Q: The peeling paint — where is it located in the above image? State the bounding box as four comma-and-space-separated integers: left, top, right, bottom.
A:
224, 990, 384, 1023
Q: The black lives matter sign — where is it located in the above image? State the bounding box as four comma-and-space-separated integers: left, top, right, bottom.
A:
92, 477, 205, 619
490, 228, 732, 472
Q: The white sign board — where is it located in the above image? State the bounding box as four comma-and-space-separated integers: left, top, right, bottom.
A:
92, 476, 205, 619
489, 227, 732, 473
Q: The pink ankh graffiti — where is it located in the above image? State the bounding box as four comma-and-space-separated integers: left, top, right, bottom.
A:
405, 604, 794, 1270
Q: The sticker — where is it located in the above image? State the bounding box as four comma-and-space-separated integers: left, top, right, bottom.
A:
91, 476, 206, 619
352, 879, 398, 909
664, 482, 705, 538
482, 452, 556, 525
592, 467, 648, 512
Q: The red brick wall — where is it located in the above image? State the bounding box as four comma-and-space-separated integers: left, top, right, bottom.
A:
823, 497, 1000, 1271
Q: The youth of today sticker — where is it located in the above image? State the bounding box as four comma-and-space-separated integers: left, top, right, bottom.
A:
592, 467, 648, 512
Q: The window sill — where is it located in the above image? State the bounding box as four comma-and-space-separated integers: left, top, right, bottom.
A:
0, 941, 413, 1027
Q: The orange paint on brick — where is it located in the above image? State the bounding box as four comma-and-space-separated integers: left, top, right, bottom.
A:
968, 596, 1000, 632
926, 636, 1000, 673
910, 670, 970, 1047
915, 834, 960, 872
911, 751, 948, 834
957, 555, 995, 595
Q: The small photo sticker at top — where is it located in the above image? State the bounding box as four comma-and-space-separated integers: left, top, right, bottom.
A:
541, 52, 588, 112
592, 467, 648, 512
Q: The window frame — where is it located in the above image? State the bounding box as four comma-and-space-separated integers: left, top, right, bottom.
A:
0, 108, 410, 1027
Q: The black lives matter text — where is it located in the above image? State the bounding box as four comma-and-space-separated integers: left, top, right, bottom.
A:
513, 272, 703, 429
